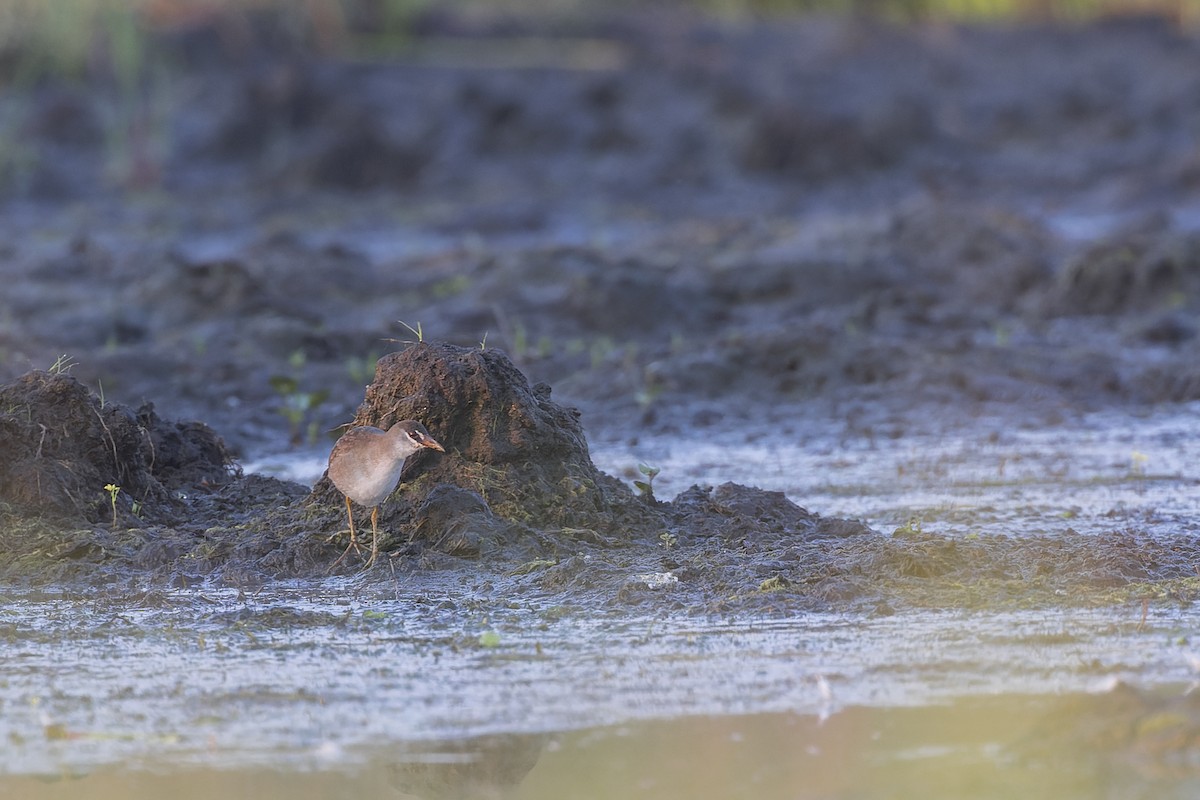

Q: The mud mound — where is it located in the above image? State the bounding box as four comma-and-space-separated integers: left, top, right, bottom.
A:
1049, 231, 1200, 316
888, 203, 1054, 314
310, 342, 657, 549
468, 246, 727, 342
741, 96, 935, 180
0, 370, 236, 524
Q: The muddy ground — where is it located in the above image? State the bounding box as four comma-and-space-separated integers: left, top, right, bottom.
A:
2, 8, 1200, 612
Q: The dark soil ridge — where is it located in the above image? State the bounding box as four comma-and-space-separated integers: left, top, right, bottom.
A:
2, 342, 1199, 613
0, 369, 238, 524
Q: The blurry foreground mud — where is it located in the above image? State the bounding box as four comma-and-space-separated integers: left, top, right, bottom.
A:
3, 342, 1200, 613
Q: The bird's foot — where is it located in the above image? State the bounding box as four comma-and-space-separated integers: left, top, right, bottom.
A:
361, 531, 382, 571
326, 530, 363, 572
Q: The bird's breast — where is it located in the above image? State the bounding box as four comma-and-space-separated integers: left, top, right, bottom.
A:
328, 456, 407, 508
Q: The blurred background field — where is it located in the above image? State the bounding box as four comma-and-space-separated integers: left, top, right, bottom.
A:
0, 0, 1194, 87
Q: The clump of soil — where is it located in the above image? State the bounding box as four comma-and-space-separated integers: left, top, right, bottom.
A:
1049, 230, 1200, 316
0, 369, 236, 524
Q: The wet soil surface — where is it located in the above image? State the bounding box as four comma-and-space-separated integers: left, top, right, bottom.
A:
4, 6, 1200, 793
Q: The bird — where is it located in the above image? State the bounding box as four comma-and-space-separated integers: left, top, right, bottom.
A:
326, 420, 445, 569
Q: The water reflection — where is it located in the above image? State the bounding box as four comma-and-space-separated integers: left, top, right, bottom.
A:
386, 733, 546, 799
10, 691, 1200, 800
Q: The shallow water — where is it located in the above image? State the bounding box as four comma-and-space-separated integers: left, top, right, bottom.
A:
592, 404, 1200, 540
8, 406, 1200, 796
3, 585, 1198, 791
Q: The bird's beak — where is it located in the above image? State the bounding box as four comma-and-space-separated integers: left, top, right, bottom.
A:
425, 437, 445, 453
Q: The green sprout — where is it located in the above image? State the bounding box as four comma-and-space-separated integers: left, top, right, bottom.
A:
635, 381, 663, 410
589, 336, 615, 369
269, 350, 329, 447
430, 275, 469, 299
345, 351, 379, 386
103, 483, 120, 527
479, 331, 488, 350
48, 354, 77, 375
634, 462, 660, 500
397, 319, 424, 343
511, 321, 528, 357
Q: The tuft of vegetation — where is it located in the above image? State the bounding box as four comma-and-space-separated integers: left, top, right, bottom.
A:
103, 483, 120, 527
269, 350, 329, 447
634, 462, 660, 499
396, 319, 425, 344
344, 351, 380, 386
47, 354, 77, 376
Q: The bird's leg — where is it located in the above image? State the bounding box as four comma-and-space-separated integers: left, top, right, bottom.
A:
345, 495, 360, 551
365, 506, 380, 569
328, 495, 363, 571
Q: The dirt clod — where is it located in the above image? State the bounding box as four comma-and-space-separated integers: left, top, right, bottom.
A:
0, 371, 235, 524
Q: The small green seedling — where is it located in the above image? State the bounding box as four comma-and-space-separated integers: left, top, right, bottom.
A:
103, 483, 120, 526
659, 531, 677, 549
635, 382, 663, 410
634, 462, 660, 499
397, 319, 424, 343
511, 322, 528, 357
48, 354, 77, 375
269, 375, 329, 446
269, 351, 329, 446
344, 351, 379, 386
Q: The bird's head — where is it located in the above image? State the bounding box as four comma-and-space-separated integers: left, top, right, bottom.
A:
391, 420, 445, 453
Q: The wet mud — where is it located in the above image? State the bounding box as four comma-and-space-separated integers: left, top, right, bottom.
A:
0, 344, 865, 606
4, 342, 1200, 615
